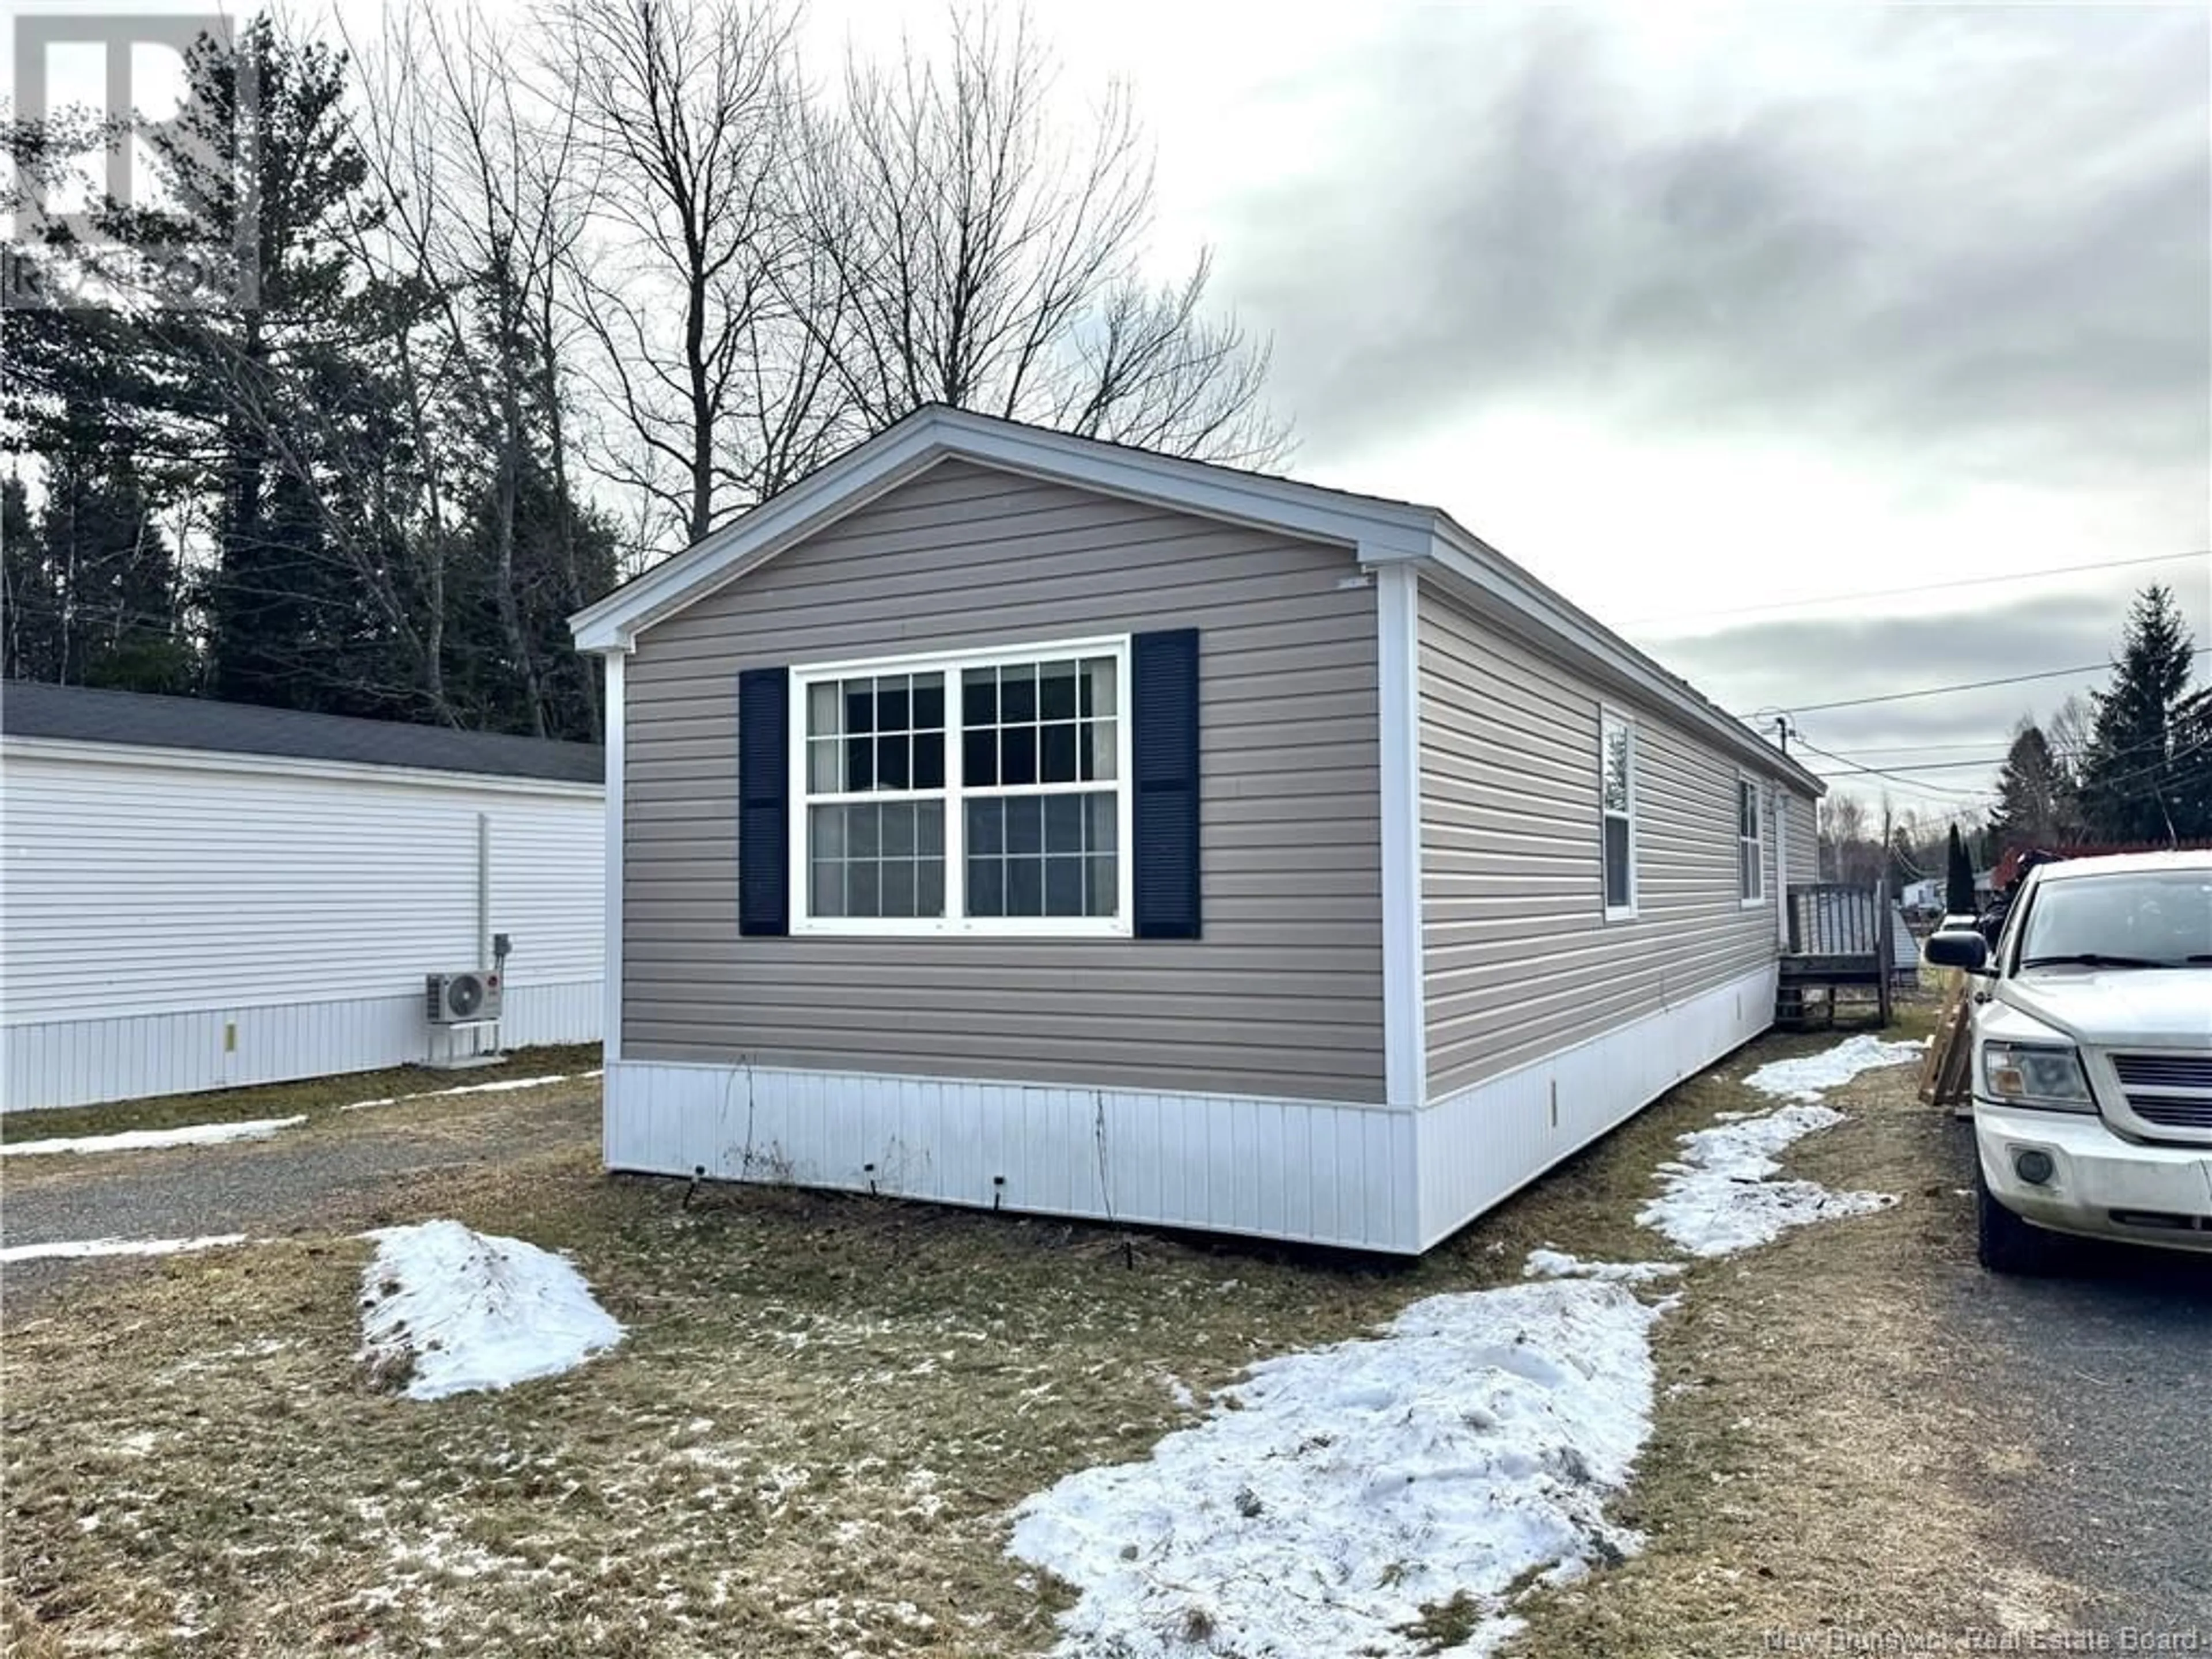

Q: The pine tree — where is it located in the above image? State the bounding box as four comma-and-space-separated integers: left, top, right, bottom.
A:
2078, 586, 2199, 840
1989, 721, 2073, 853
1945, 825, 1975, 916
2169, 687, 2212, 838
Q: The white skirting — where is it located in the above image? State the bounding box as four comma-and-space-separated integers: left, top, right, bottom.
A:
1412, 963, 1779, 1249
603, 962, 1777, 1253
602, 1061, 1423, 1253
2, 979, 601, 1112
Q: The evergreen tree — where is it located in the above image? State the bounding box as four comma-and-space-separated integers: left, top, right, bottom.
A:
1945, 824, 1975, 916
2078, 586, 2199, 840
2169, 687, 2212, 839
2, 475, 55, 679
1989, 721, 2072, 853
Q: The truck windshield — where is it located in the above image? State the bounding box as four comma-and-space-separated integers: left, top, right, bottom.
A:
2017, 870, 2212, 969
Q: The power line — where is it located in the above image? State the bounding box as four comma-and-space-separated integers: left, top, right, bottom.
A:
1805, 729, 2210, 802
1806, 756, 2009, 777
1787, 649, 2212, 715
1622, 550, 2207, 630
1792, 733, 1994, 801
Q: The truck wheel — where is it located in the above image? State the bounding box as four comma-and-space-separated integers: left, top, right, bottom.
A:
1976, 1162, 2061, 1275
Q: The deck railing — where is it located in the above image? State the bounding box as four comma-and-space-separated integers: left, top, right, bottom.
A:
1782, 880, 1895, 1026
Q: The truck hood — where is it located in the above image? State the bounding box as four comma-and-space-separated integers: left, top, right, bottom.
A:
2003, 968, 2212, 1049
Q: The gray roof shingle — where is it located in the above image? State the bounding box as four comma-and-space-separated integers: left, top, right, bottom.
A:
1, 681, 603, 785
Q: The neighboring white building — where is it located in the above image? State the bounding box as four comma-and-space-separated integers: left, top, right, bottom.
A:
1, 683, 604, 1111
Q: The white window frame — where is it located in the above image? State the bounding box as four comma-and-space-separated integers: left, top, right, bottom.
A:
1600, 706, 1638, 921
1737, 773, 1765, 907
786, 634, 1135, 939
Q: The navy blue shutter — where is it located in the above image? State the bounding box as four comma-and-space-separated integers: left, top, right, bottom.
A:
1130, 628, 1200, 939
737, 666, 790, 936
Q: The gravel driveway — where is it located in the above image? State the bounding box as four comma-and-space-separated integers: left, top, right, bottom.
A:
1942, 1122, 2212, 1633
1, 1088, 597, 1312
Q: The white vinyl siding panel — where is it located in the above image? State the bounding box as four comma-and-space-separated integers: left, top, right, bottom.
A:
1, 747, 602, 1108
621, 457, 1385, 1103
1418, 579, 1787, 1096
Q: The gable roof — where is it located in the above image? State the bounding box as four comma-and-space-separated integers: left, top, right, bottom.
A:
569, 405, 1823, 795
1, 681, 604, 785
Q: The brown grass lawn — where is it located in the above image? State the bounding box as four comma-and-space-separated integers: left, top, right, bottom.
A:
0, 1045, 603, 1147
1, 1012, 2077, 1657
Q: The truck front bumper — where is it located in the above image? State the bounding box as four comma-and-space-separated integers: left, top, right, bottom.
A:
1976, 1103, 2212, 1253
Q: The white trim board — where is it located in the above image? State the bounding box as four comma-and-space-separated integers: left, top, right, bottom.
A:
601, 649, 627, 1080
0, 735, 601, 799
1376, 562, 1425, 1108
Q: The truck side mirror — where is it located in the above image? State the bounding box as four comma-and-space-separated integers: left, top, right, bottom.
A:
1924, 929, 1990, 974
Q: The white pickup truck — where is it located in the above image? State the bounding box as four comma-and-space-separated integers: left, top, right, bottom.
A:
1925, 849, 2212, 1272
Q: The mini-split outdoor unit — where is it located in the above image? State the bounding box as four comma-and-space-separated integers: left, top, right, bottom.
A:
425, 969, 502, 1025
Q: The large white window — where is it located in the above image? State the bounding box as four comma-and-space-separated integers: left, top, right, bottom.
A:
790, 637, 1132, 935
1600, 709, 1637, 919
1738, 775, 1764, 904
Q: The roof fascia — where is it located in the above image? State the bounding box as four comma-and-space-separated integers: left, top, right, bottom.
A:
1400, 521, 1825, 798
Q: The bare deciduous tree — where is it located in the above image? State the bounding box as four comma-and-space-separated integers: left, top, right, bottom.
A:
547, 0, 843, 549
802, 6, 1286, 466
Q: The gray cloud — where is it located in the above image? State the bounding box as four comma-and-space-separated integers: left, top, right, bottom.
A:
1648, 563, 2212, 802
1225, 6, 2210, 484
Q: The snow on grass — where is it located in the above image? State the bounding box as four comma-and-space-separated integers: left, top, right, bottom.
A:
1638, 1104, 1897, 1258
1522, 1249, 1683, 1284
1631, 1033, 1919, 1257
1010, 1278, 1668, 1658
1, 1115, 306, 1157
0, 1233, 249, 1264
357, 1220, 623, 1401
338, 1073, 590, 1112
1742, 1033, 1927, 1104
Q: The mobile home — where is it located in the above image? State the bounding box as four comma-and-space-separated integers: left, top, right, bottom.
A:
570, 407, 1823, 1252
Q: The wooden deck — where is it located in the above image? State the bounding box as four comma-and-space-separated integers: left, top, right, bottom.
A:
1777, 882, 1895, 1028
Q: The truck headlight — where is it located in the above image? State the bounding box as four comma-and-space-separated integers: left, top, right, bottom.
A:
1981, 1041, 2094, 1112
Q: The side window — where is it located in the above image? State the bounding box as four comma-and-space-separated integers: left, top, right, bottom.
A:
1600, 710, 1636, 918
1738, 777, 1763, 904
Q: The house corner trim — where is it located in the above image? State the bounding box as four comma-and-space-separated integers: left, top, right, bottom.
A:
600, 647, 627, 1077
1376, 558, 1426, 1109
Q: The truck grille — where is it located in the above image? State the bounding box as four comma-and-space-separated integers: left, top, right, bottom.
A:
2110, 1053, 2212, 1131
2112, 1055, 2212, 1090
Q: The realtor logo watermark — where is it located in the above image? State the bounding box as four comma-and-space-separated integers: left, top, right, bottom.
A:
4, 5, 260, 310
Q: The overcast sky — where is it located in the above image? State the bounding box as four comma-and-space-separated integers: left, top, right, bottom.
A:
83, 1, 2209, 813
812, 0, 2211, 815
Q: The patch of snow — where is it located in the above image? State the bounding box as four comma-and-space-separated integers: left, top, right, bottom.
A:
338, 1074, 582, 1112
357, 1220, 623, 1400
1742, 1033, 1927, 1104
1, 1115, 306, 1157
1161, 1374, 1199, 1411
1521, 1249, 1683, 1284
0, 1233, 249, 1264
1638, 1104, 1896, 1257
1010, 1278, 1666, 1659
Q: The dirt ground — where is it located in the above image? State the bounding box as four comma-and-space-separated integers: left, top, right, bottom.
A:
2, 1016, 2175, 1657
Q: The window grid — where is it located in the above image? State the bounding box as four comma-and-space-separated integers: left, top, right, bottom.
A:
1600, 711, 1636, 919
788, 638, 1133, 936
1738, 778, 1764, 904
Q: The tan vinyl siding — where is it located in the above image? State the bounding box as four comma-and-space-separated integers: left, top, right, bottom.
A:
1420, 577, 1787, 1096
622, 457, 1385, 1102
